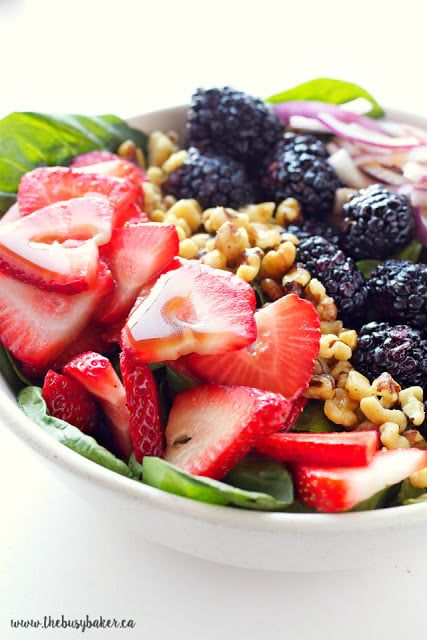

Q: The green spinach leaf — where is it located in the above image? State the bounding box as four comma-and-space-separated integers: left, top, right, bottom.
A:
223, 451, 293, 503
266, 77, 384, 118
142, 456, 293, 510
0, 342, 26, 395
0, 112, 148, 216
17, 386, 134, 478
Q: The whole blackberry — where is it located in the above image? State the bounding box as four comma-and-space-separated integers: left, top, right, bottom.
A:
340, 184, 414, 260
164, 146, 254, 210
258, 143, 341, 218
286, 219, 342, 246
184, 87, 283, 166
368, 259, 427, 329
351, 322, 427, 388
296, 236, 368, 324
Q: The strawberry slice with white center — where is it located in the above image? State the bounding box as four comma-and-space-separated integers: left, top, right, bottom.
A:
119, 351, 164, 463
71, 151, 147, 182
121, 259, 257, 362
63, 351, 132, 459
76, 158, 146, 212
0, 195, 113, 293
116, 202, 150, 226
256, 430, 380, 467
0, 261, 113, 368
164, 384, 292, 479
293, 448, 427, 512
42, 369, 100, 435
98, 222, 179, 324
18, 165, 139, 223
71, 150, 121, 167
185, 293, 320, 400
0, 202, 21, 224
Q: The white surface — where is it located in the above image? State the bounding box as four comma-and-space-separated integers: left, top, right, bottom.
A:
2, 0, 427, 637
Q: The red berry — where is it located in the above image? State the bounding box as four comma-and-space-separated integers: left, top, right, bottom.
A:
256, 429, 380, 467
293, 449, 427, 512
164, 384, 291, 479
120, 351, 164, 463
121, 259, 257, 363
63, 351, 132, 459
42, 369, 99, 435
185, 293, 320, 400
0, 261, 113, 369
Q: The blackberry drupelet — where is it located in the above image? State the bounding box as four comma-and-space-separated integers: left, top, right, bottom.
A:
340, 184, 415, 260
351, 321, 427, 389
258, 143, 341, 218
280, 132, 330, 159
286, 219, 342, 246
368, 259, 427, 329
164, 146, 254, 210
184, 87, 283, 166
296, 235, 368, 324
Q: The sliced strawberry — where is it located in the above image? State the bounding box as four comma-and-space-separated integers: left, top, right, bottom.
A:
70, 150, 123, 167
293, 448, 427, 512
116, 202, 150, 226
0, 261, 113, 368
185, 293, 320, 400
164, 384, 291, 479
62, 351, 132, 459
119, 351, 164, 463
42, 369, 100, 435
0, 195, 114, 293
0, 202, 21, 224
71, 151, 147, 182
76, 159, 146, 210
18, 165, 139, 222
98, 222, 179, 323
121, 259, 257, 363
256, 430, 380, 467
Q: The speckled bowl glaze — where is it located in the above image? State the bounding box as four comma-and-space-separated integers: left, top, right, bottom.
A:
1, 105, 427, 572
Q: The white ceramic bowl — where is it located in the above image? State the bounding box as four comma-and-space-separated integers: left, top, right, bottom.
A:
1, 104, 427, 573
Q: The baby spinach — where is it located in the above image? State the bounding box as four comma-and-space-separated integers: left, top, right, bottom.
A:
266, 77, 384, 118
223, 452, 293, 504
142, 456, 294, 510
17, 386, 135, 478
0, 112, 148, 216
0, 343, 26, 395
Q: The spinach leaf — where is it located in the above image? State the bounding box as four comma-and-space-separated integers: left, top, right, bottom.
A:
223, 451, 293, 504
266, 77, 384, 118
142, 456, 293, 510
391, 478, 426, 506
17, 386, 134, 478
0, 342, 26, 395
356, 259, 382, 279
292, 399, 336, 433
0, 112, 148, 216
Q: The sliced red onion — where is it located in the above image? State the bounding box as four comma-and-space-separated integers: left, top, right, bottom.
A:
272, 100, 421, 149
272, 100, 387, 132
412, 204, 427, 246
317, 112, 421, 149
327, 148, 370, 189
353, 151, 410, 166
358, 162, 408, 186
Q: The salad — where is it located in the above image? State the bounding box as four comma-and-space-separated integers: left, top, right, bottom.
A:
0, 78, 426, 514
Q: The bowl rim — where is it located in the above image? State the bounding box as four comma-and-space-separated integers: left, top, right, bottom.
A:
1, 102, 427, 535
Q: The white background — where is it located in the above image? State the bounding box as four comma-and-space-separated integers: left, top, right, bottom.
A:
1, 0, 427, 638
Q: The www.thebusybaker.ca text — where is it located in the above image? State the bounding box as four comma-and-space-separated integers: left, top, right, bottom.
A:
10, 614, 136, 632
